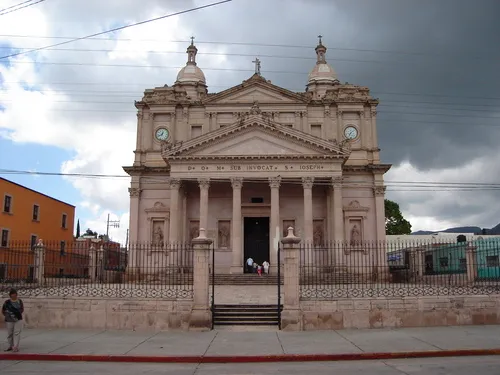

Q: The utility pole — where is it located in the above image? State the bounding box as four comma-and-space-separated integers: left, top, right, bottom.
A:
106, 213, 120, 240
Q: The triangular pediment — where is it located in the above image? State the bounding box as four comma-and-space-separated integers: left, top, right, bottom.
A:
162, 114, 350, 161
204, 74, 307, 104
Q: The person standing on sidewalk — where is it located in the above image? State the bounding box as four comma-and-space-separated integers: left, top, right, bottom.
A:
2, 288, 24, 352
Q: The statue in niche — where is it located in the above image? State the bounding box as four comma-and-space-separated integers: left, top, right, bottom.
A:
313, 224, 324, 247
350, 224, 361, 246
153, 226, 164, 246
218, 222, 230, 248
190, 224, 199, 240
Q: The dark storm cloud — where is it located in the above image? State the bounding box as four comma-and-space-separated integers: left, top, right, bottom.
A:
188, 0, 500, 170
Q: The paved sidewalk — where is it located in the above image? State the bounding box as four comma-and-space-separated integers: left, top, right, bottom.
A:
0, 325, 499, 361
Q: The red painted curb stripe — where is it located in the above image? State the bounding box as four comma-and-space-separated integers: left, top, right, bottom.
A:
1, 349, 500, 363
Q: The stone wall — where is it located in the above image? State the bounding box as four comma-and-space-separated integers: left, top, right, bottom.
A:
21, 297, 194, 331
294, 295, 500, 330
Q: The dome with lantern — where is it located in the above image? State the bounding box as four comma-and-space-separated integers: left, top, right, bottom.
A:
307, 36, 339, 84
175, 37, 206, 85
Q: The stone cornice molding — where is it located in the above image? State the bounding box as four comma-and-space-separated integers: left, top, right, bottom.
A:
343, 200, 369, 213
230, 177, 243, 189
302, 176, 314, 189
162, 115, 351, 161
342, 164, 392, 174
145, 202, 170, 216
123, 165, 170, 176
373, 186, 386, 197
269, 176, 282, 189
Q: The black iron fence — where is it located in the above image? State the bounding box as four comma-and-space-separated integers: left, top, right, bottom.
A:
299, 239, 500, 299
0, 241, 194, 299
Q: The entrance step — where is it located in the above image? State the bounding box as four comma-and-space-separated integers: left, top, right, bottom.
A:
211, 274, 283, 285
212, 304, 282, 326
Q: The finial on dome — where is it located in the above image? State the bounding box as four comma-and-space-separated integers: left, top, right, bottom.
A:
315, 35, 327, 64
186, 36, 198, 65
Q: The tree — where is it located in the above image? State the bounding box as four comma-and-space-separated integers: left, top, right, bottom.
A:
76, 219, 81, 238
85, 228, 98, 237
385, 199, 412, 235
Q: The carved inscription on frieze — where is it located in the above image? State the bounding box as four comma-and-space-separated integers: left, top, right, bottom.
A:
186, 164, 326, 172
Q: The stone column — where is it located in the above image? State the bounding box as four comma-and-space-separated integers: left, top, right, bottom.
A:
302, 177, 314, 264
127, 186, 141, 272
230, 178, 243, 274
198, 178, 210, 232
269, 176, 281, 271
33, 239, 45, 285
168, 178, 181, 244
373, 185, 388, 279
189, 228, 213, 330
332, 177, 344, 266
280, 227, 302, 331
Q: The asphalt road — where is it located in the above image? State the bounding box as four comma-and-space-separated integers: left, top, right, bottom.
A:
1, 356, 500, 374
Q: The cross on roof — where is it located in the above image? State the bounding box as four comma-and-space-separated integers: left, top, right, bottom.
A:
252, 57, 261, 75
318, 35, 323, 44
190, 36, 195, 45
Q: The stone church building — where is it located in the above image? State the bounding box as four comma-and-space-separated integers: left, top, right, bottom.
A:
124, 37, 390, 274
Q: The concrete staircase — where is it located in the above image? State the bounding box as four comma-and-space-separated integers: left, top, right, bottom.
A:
212, 304, 282, 326
210, 274, 283, 285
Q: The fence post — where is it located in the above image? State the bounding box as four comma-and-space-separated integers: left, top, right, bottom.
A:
280, 227, 302, 331
89, 245, 97, 282
96, 245, 105, 283
33, 239, 45, 285
466, 245, 477, 283
189, 228, 213, 330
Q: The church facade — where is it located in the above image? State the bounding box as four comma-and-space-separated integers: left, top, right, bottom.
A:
124, 37, 391, 274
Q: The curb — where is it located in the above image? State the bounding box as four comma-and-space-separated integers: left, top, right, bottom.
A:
1, 349, 500, 363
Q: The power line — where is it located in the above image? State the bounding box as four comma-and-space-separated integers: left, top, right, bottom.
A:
1, 96, 497, 121
0, 0, 232, 60
0, 0, 41, 16
0, 33, 495, 62
2, 169, 500, 191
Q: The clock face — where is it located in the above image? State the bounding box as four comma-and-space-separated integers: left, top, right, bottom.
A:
344, 126, 358, 140
155, 127, 170, 141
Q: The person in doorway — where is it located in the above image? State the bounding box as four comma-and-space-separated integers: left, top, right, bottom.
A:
2, 289, 24, 352
257, 264, 262, 276
246, 257, 254, 273
252, 262, 258, 274
262, 260, 270, 274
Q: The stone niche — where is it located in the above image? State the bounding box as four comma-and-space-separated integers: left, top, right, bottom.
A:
145, 202, 170, 247
217, 220, 231, 249
343, 200, 369, 254
313, 219, 325, 247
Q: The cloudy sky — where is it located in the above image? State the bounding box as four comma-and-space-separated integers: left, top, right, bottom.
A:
1, 0, 499, 241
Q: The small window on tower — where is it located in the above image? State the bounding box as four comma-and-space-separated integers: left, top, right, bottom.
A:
251, 197, 264, 204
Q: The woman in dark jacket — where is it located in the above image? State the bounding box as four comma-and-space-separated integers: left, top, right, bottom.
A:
2, 288, 24, 352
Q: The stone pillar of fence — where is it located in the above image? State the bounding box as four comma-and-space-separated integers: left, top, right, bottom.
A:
189, 228, 213, 330
33, 239, 45, 285
280, 227, 302, 331
96, 245, 105, 283
89, 245, 97, 282
466, 245, 478, 283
